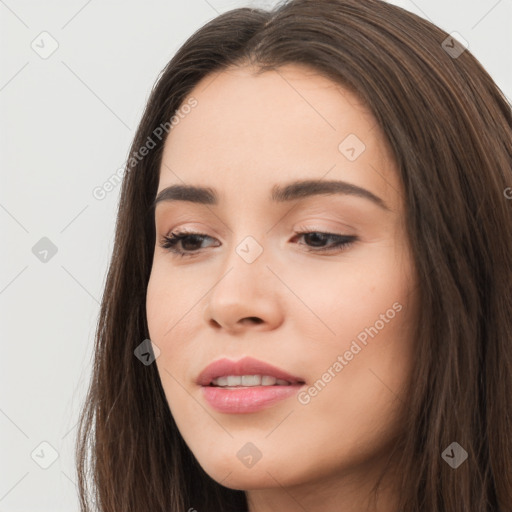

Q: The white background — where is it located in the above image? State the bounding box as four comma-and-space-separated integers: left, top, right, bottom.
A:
1, 0, 510, 510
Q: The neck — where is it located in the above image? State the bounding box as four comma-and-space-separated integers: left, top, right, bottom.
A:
246, 447, 401, 512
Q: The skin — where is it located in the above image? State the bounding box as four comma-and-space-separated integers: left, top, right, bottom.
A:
146, 64, 419, 512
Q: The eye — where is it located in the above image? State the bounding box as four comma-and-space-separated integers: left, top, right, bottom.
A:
291, 230, 357, 253
159, 230, 219, 257
158, 229, 357, 257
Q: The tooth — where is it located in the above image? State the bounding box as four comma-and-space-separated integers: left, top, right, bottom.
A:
261, 375, 278, 386
241, 375, 261, 386
227, 375, 242, 386
211, 375, 293, 387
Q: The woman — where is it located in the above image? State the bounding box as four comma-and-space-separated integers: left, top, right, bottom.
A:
75, 0, 512, 510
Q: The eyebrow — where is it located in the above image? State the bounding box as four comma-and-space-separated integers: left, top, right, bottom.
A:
152, 179, 390, 211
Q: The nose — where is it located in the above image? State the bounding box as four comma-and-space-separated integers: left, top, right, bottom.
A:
202, 240, 285, 334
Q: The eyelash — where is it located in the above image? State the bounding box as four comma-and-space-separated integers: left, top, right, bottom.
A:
158, 228, 357, 258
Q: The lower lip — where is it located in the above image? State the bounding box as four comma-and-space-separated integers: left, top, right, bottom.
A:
201, 384, 303, 413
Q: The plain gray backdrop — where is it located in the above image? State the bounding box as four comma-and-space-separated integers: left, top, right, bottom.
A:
1, 0, 511, 510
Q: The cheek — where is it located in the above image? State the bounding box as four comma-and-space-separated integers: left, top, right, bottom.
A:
146, 261, 199, 341
286, 241, 415, 346
279, 245, 416, 455
146, 261, 207, 400
146, 268, 202, 428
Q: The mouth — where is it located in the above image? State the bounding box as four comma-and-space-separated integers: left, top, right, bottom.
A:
196, 356, 306, 387
208, 374, 300, 388
197, 357, 306, 413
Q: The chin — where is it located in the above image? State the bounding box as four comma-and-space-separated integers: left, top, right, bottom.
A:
208, 465, 287, 491
193, 450, 296, 490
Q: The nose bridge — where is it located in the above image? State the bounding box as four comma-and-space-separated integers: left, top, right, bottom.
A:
215, 231, 269, 297
220, 200, 272, 272
203, 228, 284, 331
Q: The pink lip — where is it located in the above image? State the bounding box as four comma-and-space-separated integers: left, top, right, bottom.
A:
196, 356, 305, 386
197, 356, 306, 414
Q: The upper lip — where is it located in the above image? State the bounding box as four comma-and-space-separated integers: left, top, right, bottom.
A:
196, 356, 306, 386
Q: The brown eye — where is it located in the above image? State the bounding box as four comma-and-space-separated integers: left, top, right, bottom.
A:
292, 231, 357, 253
159, 230, 357, 258
159, 231, 218, 257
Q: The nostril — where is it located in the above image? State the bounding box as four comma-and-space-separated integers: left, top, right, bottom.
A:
209, 319, 222, 329
244, 317, 263, 324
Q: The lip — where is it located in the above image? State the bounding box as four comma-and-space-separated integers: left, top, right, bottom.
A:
196, 356, 305, 386
197, 356, 306, 414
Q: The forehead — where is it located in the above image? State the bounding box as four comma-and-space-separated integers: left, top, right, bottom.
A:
158, 64, 401, 210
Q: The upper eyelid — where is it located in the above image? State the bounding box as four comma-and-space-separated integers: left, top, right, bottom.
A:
159, 216, 356, 234
165, 227, 352, 238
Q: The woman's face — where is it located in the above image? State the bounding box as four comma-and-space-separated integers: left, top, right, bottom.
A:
146, 64, 418, 498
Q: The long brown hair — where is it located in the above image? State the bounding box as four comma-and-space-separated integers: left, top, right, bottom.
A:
75, 1, 512, 510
